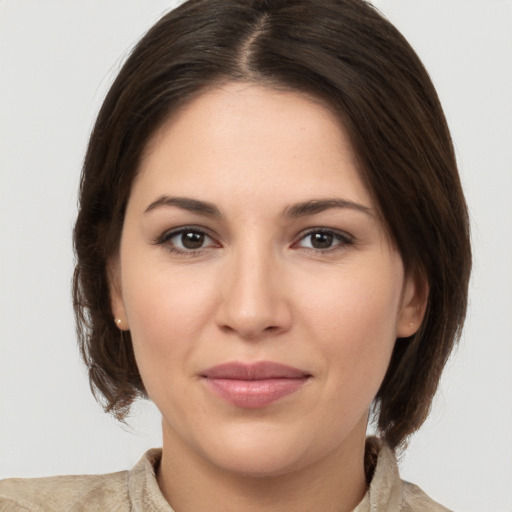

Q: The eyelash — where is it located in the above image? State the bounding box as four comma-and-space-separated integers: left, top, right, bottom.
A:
293, 228, 354, 253
153, 226, 354, 256
153, 226, 218, 256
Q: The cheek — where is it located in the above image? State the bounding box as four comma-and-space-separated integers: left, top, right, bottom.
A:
120, 258, 218, 386
298, 266, 401, 392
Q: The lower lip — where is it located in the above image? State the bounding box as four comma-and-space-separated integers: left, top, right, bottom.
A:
204, 378, 308, 408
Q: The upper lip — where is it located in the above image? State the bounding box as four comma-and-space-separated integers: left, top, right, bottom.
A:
200, 361, 310, 380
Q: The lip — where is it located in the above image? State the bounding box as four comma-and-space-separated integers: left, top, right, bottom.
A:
200, 361, 311, 409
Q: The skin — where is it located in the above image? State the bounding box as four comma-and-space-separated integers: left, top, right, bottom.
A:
110, 83, 426, 512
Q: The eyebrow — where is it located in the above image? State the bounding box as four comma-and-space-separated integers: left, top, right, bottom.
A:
144, 196, 222, 217
144, 196, 373, 219
283, 198, 373, 218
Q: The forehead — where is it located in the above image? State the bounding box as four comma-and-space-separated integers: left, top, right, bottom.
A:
133, 82, 371, 211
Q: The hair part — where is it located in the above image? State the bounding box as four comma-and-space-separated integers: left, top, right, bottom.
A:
73, 0, 471, 450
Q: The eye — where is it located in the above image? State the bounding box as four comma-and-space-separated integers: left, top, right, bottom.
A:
295, 229, 353, 251
155, 227, 219, 254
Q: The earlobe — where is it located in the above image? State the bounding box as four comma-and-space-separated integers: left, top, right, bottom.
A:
396, 274, 428, 338
108, 256, 129, 330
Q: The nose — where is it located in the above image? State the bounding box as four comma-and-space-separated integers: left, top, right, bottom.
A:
215, 245, 293, 340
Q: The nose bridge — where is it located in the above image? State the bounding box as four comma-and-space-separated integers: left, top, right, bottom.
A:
217, 236, 290, 338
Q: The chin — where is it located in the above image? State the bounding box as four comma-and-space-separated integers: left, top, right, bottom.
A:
192, 421, 330, 478
207, 445, 305, 478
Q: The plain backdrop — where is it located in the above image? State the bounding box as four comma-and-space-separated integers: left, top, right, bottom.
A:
1, 1, 511, 511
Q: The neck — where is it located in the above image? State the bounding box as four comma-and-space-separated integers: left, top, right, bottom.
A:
157, 424, 368, 512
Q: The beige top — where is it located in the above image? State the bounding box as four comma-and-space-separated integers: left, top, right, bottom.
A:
0, 439, 450, 511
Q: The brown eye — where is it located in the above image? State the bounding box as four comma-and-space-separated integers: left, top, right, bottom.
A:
310, 232, 334, 249
295, 229, 352, 252
181, 231, 205, 249
155, 227, 218, 254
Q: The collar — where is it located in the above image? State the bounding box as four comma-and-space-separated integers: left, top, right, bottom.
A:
128, 438, 403, 512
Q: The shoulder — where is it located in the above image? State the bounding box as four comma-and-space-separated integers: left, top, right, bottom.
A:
361, 437, 452, 512
0, 470, 129, 512
401, 481, 452, 512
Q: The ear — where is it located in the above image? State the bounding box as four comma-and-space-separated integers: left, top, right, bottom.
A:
108, 255, 129, 331
396, 272, 428, 338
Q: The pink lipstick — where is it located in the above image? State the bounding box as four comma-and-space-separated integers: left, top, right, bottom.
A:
200, 361, 310, 408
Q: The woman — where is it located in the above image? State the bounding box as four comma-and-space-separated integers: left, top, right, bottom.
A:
0, 0, 471, 510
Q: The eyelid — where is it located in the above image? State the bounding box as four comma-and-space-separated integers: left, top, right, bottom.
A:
292, 227, 354, 251
153, 225, 221, 254
154, 225, 209, 243
152, 225, 354, 255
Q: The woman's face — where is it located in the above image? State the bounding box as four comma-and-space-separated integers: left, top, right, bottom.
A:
111, 83, 422, 477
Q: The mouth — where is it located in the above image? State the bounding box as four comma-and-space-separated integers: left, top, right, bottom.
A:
200, 361, 311, 409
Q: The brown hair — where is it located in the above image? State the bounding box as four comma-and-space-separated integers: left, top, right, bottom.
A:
73, 0, 471, 450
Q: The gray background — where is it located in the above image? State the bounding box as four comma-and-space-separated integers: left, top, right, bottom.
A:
1, 1, 511, 511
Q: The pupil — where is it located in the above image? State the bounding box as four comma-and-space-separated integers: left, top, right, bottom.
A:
311, 232, 333, 249
182, 232, 204, 249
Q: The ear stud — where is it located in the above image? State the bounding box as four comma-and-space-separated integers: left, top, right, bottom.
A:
116, 318, 122, 326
